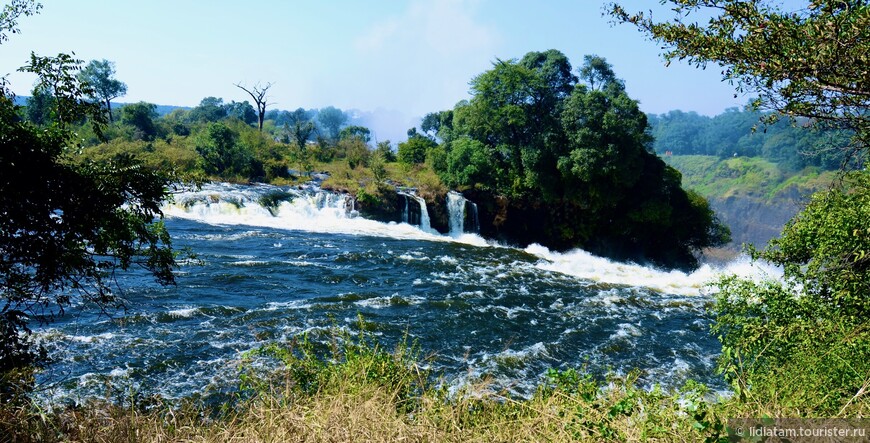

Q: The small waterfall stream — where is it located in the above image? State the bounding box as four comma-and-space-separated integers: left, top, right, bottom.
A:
447, 191, 466, 236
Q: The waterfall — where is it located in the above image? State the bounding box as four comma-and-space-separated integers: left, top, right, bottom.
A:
447, 191, 466, 236
411, 194, 432, 232
467, 200, 480, 233
399, 192, 432, 233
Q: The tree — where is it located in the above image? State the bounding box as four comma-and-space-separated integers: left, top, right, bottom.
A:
339, 125, 371, 144
0, 1, 40, 45
195, 122, 252, 177
577, 55, 620, 91
1, 3, 175, 402
287, 120, 316, 149
189, 96, 227, 123
375, 140, 396, 163
610, 0, 870, 413
78, 59, 127, 123
397, 133, 435, 165
438, 50, 728, 267
235, 82, 272, 131
224, 100, 258, 126
609, 0, 870, 156
316, 106, 347, 141
120, 101, 158, 141
25, 83, 53, 125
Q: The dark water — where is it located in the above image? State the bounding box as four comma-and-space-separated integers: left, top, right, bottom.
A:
33, 184, 766, 405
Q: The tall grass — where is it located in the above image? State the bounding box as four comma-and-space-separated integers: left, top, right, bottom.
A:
3, 325, 866, 442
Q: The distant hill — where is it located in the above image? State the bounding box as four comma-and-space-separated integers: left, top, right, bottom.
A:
12, 96, 190, 116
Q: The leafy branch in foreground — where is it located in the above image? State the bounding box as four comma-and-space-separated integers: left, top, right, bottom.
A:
1, 9, 176, 402
609, 0, 869, 157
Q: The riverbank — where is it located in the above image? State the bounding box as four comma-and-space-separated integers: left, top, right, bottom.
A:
6, 329, 866, 443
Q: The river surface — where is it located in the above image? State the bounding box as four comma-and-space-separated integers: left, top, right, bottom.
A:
33, 183, 776, 405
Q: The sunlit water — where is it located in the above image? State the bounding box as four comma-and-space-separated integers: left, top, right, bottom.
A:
33, 183, 778, 405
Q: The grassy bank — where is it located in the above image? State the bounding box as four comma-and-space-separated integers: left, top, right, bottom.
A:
4, 328, 867, 443
664, 155, 838, 201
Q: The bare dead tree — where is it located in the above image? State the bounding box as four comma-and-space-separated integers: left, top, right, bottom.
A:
234, 82, 273, 131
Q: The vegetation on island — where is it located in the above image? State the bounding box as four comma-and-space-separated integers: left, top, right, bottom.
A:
1, 0, 868, 441
410, 51, 730, 268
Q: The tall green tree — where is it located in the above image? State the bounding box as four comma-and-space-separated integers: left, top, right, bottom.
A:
189, 96, 227, 123
316, 106, 347, 141
1, 1, 175, 403
78, 59, 127, 123
577, 55, 621, 91
120, 101, 158, 141
439, 50, 728, 267
339, 125, 371, 144
25, 83, 53, 125
195, 122, 252, 177
224, 100, 258, 126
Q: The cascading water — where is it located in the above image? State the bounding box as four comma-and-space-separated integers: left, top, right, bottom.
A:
401, 194, 409, 224
409, 194, 433, 233
447, 191, 467, 236
33, 181, 782, 407
467, 200, 480, 233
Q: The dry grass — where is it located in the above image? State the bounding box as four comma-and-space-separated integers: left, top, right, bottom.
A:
4, 330, 866, 443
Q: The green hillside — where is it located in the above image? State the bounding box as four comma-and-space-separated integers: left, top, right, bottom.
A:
664, 155, 839, 202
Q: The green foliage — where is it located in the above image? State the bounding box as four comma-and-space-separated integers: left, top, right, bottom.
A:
374, 140, 396, 163
239, 320, 427, 411
24, 84, 53, 125
338, 137, 370, 170
578, 54, 620, 91
648, 107, 859, 170
0, 1, 41, 45
1, 52, 175, 402
77, 59, 126, 122
610, 0, 870, 157
316, 106, 347, 141
665, 155, 840, 202
442, 137, 493, 188
257, 190, 295, 216
120, 101, 158, 141
713, 172, 870, 414
397, 134, 435, 165
195, 122, 252, 177
188, 97, 226, 123
338, 125, 371, 144
224, 100, 257, 126
433, 50, 727, 266
368, 149, 388, 182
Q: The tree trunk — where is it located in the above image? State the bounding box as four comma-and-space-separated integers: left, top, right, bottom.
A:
105, 99, 113, 123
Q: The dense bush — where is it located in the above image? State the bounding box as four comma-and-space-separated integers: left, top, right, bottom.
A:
713, 171, 870, 414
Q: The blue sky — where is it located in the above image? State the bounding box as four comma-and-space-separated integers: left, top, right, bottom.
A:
3, 0, 748, 139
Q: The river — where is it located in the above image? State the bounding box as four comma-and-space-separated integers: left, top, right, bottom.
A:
33, 182, 776, 405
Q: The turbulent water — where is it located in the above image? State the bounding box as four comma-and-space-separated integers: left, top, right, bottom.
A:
33, 183, 778, 405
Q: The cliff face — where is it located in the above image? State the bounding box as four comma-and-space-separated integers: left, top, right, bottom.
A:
710, 197, 801, 249
708, 188, 806, 250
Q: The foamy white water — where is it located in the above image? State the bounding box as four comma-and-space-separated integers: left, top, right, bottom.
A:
524, 244, 781, 296
163, 183, 779, 296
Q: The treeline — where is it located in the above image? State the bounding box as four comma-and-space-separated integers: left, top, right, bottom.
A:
647, 108, 858, 170
23, 83, 393, 183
